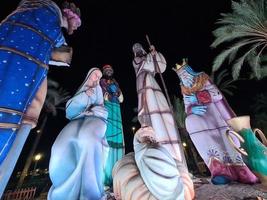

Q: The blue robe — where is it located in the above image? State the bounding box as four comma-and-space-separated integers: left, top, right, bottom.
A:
0, 0, 66, 164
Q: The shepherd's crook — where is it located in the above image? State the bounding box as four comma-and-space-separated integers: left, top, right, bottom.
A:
145, 35, 188, 170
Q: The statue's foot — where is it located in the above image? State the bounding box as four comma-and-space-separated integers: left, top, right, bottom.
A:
211, 175, 232, 185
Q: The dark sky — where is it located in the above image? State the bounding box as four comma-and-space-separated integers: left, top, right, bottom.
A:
1, 0, 265, 172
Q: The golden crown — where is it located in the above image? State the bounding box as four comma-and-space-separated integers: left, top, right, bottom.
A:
175, 58, 188, 70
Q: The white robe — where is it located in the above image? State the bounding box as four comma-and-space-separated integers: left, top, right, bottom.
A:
48, 84, 108, 200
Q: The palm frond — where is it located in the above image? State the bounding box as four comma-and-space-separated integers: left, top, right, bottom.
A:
211, 25, 249, 48
43, 79, 70, 116
232, 42, 265, 79
215, 69, 229, 85
212, 38, 262, 72
47, 79, 59, 88
212, 68, 239, 97
173, 96, 186, 128
221, 89, 234, 96
211, 0, 267, 79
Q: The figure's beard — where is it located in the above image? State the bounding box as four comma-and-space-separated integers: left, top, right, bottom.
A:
136, 51, 146, 57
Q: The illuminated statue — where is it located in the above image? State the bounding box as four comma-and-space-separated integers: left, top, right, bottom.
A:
173, 59, 258, 185
48, 68, 109, 200
0, 0, 81, 196
113, 43, 194, 200
100, 64, 124, 188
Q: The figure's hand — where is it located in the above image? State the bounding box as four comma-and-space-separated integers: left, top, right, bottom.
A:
191, 105, 207, 116
83, 111, 93, 116
149, 45, 156, 56
104, 92, 110, 101
184, 94, 198, 104
85, 88, 94, 96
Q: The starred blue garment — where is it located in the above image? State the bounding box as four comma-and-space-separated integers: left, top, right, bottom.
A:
0, 0, 66, 164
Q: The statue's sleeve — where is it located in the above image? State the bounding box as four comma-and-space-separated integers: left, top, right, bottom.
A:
54, 32, 66, 48
115, 79, 124, 103
183, 93, 193, 114
155, 52, 167, 71
65, 91, 90, 120
144, 52, 166, 73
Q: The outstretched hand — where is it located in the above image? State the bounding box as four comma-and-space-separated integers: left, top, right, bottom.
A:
149, 45, 156, 55
184, 94, 198, 104
85, 88, 94, 96
191, 105, 207, 116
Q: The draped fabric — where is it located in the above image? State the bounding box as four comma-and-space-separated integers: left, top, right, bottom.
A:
181, 72, 258, 184
133, 52, 185, 164
0, 0, 65, 164
100, 77, 124, 188
132, 51, 194, 199
103, 101, 124, 187
48, 83, 109, 200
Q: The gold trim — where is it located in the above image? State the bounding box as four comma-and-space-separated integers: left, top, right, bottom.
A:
0, 46, 48, 69
226, 129, 248, 156
0, 123, 19, 129
5, 21, 54, 45
208, 156, 246, 167
0, 107, 23, 116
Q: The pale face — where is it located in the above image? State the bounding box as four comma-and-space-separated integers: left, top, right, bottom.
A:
67, 18, 81, 35
85, 70, 102, 88
62, 16, 81, 35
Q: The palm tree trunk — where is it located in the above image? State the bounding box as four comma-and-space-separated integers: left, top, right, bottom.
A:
17, 115, 48, 188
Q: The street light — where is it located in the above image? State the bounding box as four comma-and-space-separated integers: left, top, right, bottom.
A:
33, 153, 42, 175
132, 126, 136, 134
182, 142, 187, 147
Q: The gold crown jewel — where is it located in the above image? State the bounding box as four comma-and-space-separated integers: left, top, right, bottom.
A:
175, 58, 188, 71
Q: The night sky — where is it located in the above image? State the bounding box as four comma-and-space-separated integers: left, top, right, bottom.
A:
1, 0, 265, 173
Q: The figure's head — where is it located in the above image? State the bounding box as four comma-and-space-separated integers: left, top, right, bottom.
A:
102, 64, 114, 77
85, 68, 102, 88
132, 43, 146, 57
61, 1, 81, 35
175, 58, 199, 87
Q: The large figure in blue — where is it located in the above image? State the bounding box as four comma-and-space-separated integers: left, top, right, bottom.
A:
0, 0, 81, 164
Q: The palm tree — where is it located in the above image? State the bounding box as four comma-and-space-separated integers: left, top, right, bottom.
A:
211, 0, 267, 80
17, 79, 70, 188
210, 69, 238, 96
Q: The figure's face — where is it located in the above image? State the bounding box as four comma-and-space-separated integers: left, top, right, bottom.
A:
67, 18, 81, 35
103, 68, 114, 77
86, 70, 102, 88
133, 43, 146, 57
178, 70, 194, 88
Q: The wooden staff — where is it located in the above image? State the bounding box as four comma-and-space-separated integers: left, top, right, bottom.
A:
145, 35, 188, 170
146, 35, 172, 109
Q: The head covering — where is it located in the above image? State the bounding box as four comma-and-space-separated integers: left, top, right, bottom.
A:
61, 1, 81, 27
75, 68, 102, 95
132, 43, 146, 54
102, 64, 113, 71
